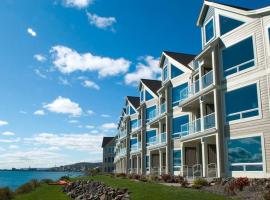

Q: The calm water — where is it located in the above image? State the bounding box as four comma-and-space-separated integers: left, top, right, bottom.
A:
0, 171, 83, 190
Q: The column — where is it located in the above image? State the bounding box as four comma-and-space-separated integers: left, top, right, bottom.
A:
136, 155, 139, 174
181, 143, 185, 176
201, 138, 207, 177
130, 156, 133, 174
200, 97, 206, 132
165, 115, 170, 174
149, 153, 152, 174
159, 150, 162, 175
216, 134, 221, 177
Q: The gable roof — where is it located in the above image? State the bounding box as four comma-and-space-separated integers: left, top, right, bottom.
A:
197, 0, 270, 26
140, 79, 162, 95
102, 137, 114, 148
127, 96, 140, 109
163, 51, 195, 68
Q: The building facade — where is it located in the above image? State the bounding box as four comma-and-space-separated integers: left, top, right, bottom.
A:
102, 137, 115, 173
113, 1, 270, 179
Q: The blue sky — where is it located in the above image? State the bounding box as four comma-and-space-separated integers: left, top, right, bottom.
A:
0, 0, 268, 169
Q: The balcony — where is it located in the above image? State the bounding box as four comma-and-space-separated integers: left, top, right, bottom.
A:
146, 103, 167, 124
179, 71, 214, 104
119, 130, 127, 139
115, 148, 127, 160
130, 142, 142, 153
146, 132, 167, 148
130, 120, 142, 133
174, 113, 216, 139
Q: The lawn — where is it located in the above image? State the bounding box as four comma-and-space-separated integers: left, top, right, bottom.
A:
13, 176, 231, 200
14, 184, 70, 200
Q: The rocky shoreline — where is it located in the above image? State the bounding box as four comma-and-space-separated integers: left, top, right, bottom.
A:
63, 180, 130, 200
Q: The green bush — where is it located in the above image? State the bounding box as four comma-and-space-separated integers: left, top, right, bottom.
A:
192, 178, 208, 189
59, 176, 70, 181
0, 187, 14, 200
147, 175, 159, 182
15, 179, 41, 195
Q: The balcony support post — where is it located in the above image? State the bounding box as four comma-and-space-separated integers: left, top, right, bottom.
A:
200, 97, 206, 132
136, 155, 139, 174
130, 155, 133, 174
159, 150, 162, 175
201, 138, 207, 177
149, 153, 152, 174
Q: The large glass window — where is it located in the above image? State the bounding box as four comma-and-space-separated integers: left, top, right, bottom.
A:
163, 66, 168, 81
205, 18, 214, 43
172, 115, 189, 138
171, 65, 184, 78
146, 106, 156, 122
129, 106, 136, 115
130, 119, 138, 131
146, 130, 156, 145
222, 37, 254, 77
130, 138, 138, 148
219, 15, 244, 36
173, 150, 181, 171
225, 83, 259, 122
145, 90, 154, 101
172, 83, 188, 107
228, 136, 263, 171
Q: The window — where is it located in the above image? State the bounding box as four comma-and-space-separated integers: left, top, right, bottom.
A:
205, 18, 214, 43
173, 150, 181, 171
172, 83, 188, 107
171, 65, 184, 78
146, 130, 156, 145
145, 90, 154, 101
129, 106, 136, 115
228, 136, 263, 171
163, 66, 168, 81
225, 83, 259, 122
146, 106, 156, 122
130, 138, 138, 148
222, 37, 254, 77
219, 15, 244, 36
172, 115, 189, 138
130, 119, 138, 131
140, 90, 144, 102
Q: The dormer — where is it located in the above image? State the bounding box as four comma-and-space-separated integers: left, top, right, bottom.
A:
159, 51, 195, 83
197, 1, 254, 48
139, 79, 161, 103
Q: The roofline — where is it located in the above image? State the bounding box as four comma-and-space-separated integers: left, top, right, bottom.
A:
160, 51, 195, 70
197, 0, 270, 26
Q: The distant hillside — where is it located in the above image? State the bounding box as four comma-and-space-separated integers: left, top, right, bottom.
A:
49, 162, 102, 172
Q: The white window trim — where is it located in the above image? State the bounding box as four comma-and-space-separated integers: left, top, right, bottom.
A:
265, 24, 270, 56
223, 80, 262, 125
204, 16, 216, 46
220, 34, 257, 80
225, 133, 266, 176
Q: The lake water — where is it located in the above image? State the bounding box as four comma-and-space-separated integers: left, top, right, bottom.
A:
0, 171, 83, 190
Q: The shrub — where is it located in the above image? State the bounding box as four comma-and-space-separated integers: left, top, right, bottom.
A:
15, 179, 41, 195
0, 187, 14, 200
29, 179, 41, 188
139, 175, 148, 182
175, 176, 189, 187
147, 175, 159, 182
115, 173, 126, 178
132, 174, 141, 180
59, 176, 70, 181
160, 174, 172, 183
193, 178, 208, 187
234, 177, 249, 191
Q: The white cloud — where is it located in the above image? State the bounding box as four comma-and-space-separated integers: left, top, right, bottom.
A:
124, 56, 161, 86
85, 125, 95, 129
90, 130, 99, 134
19, 111, 27, 114
44, 96, 82, 116
63, 0, 93, 9
58, 77, 71, 86
101, 114, 110, 118
50, 45, 131, 77
1, 131, 15, 136
86, 12, 116, 30
0, 138, 20, 143
9, 145, 19, 149
25, 133, 103, 152
100, 123, 117, 130
0, 120, 8, 126
34, 54, 47, 62
68, 120, 79, 124
86, 110, 94, 116
34, 69, 47, 79
82, 80, 100, 90
34, 110, 45, 116
27, 28, 37, 37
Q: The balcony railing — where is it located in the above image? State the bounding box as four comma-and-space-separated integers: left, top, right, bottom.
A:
147, 132, 167, 147
131, 120, 142, 133
119, 130, 127, 139
131, 142, 142, 153
179, 113, 216, 137
179, 70, 213, 103
146, 103, 167, 123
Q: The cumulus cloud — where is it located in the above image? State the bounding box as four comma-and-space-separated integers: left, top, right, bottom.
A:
34, 110, 45, 116
68, 120, 79, 124
27, 28, 37, 37
86, 12, 116, 30
63, 0, 93, 9
50, 45, 131, 77
0, 120, 8, 126
34, 54, 47, 62
1, 132, 15, 136
0, 138, 20, 143
124, 56, 161, 86
101, 114, 110, 118
82, 80, 100, 90
44, 96, 82, 116
100, 123, 117, 130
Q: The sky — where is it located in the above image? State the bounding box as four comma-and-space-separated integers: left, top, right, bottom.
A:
0, 0, 269, 169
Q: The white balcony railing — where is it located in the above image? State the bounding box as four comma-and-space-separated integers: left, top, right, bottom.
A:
146, 103, 167, 123
115, 148, 127, 160
177, 113, 216, 138
131, 120, 142, 133
147, 132, 167, 147
119, 130, 127, 139
131, 142, 142, 153
179, 70, 214, 103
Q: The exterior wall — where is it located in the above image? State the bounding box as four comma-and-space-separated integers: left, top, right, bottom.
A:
102, 141, 115, 173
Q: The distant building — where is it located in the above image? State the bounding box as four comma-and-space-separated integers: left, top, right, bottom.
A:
102, 137, 115, 173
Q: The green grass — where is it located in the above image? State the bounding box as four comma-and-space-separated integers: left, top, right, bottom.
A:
81, 175, 231, 200
14, 184, 70, 200
13, 176, 231, 200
